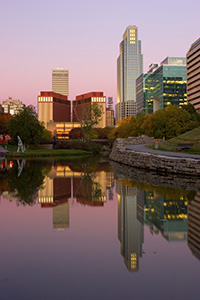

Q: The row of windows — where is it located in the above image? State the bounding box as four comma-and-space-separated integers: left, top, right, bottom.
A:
38, 97, 53, 102
91, 97, 106, 103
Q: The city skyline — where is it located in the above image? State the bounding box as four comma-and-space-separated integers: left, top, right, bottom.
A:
0, 0, 199, 107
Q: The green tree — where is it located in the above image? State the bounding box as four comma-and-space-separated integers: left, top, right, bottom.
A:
7, 105, 46, 145
182, 103, 200, 122
153, 105, 199, 139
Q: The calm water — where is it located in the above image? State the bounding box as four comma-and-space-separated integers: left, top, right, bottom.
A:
0, 158, 199, 300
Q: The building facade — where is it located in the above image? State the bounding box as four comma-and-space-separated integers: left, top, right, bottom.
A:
187, 38, 200, 113
106, 108, 114, 127
47, 120, 81, 139
52, 68, 69, 98
73, 92, 106, 128
116, 26, 143, 122
136, 57, 187, 114
2, 97, 24, 115
37, 91, 71, 127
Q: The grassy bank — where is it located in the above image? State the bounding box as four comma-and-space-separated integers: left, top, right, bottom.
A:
149, 127, 200, 154
3, 145, 92, 159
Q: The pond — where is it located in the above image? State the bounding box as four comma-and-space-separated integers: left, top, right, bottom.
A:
0, 157, 199, 300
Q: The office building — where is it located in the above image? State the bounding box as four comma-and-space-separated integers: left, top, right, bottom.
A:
107, 97, 113, 110
187, 38, 200, 113
116, 26, 143, 122
52, 68, 69, 98
37, 91, 71, 127
73, 92, 106, 128
106, 108, 114, 127
136, 57, 187, 114
2, 97, 24, 115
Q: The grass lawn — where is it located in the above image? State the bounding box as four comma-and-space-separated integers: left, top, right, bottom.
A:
1, 144, 92, 158
147, 127, 200, 154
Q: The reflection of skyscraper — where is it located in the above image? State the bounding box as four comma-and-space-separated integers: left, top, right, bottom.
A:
117, 182, 144, 272
188, 192, 200, 260
53, 203, 69, 229
144, 191, 188, 241
38, 172, 71, 229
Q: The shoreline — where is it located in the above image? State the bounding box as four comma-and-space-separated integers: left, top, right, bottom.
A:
109, 137, 200, 176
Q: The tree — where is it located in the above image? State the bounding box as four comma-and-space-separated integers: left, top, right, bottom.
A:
0, 113, 12, 133
69, 127, 84, 139
110, 105, 200, 140
7, 105, 46, 145
182, 103, 200, 122
73, 102, 102, 139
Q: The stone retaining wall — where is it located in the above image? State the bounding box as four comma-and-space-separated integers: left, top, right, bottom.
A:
110, 136, 200, 176
114, 135, 155, 150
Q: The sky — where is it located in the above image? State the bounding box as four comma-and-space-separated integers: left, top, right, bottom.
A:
0, 0, 199, 107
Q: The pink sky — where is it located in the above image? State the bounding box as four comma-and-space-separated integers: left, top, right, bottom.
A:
0, 0, 199, 107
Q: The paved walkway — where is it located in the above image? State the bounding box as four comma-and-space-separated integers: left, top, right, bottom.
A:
125, 144, 200, 160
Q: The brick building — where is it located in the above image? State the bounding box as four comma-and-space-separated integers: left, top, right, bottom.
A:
73, 92, 106, 128
37, 91, 71, 127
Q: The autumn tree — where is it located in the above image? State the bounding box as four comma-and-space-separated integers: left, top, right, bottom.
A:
110, 105, 200, 140
0, 113, 12, 133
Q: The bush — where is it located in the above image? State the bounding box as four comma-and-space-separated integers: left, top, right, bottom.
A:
69, 128, 84, 139
55, 140, 102, 154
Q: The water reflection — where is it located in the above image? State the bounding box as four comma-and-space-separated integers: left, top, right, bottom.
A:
0, 159, 51, 205
117, 182, 144, 272
0, 158, 200, 273
38, 161, 115, 229
114, 163, 200, 271
188, 192, 200, 260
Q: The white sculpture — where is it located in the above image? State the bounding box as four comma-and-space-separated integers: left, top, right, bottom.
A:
17, 136, 24, 153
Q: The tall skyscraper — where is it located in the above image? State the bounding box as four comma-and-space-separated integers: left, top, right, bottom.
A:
116, 26, 143, 122
52, 68, 69, 98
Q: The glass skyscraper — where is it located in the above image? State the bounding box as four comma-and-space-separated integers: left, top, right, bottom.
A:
136, 57, 187, 114
116, 26, 143, 122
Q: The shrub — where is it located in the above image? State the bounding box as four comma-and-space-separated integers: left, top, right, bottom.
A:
55, 140, 102, 154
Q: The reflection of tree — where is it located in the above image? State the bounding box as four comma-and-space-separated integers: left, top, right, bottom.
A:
4, 161, 51, 205
74, 173, 103, 205
117, 179, 196, 202
83, 174, 102, 202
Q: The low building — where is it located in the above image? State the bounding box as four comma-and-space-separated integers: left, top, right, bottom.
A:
47, 120, 81, 139
72, 92, 106, 128
37, 91, 71, 127
187, 38, 200, 113
2, 97, 24, 115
